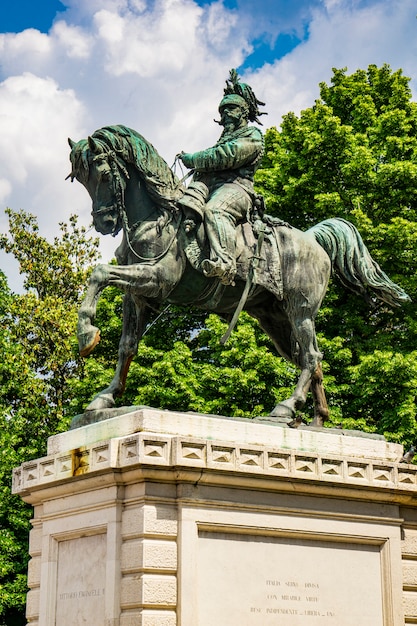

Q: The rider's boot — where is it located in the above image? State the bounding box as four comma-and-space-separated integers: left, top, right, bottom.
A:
202, 211, 237, 285
201, 258, 236, 285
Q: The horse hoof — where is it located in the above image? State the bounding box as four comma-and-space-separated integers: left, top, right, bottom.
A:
310, 416, 325, 428
85, 393, 115, 411
78, 327, 101, 357
269, 403, 295, 420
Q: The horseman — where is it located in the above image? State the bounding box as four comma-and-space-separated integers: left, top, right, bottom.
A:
178, 69, 266, 286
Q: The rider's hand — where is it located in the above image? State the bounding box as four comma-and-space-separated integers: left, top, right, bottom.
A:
179, 152, 194, 169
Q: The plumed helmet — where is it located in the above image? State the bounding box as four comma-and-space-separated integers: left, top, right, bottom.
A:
218, 94, 249, 114
219, 69, 267, 124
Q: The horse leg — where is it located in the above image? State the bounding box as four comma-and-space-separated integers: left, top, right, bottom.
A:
77, 262, 172, 356
270, 366, 312, 419
270, 316, 323, 420
310, 363, 329, 427
77, 265, 109, 357
85, 295, 151, 411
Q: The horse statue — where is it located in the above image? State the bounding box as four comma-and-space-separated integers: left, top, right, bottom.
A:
67, 124, 410, 427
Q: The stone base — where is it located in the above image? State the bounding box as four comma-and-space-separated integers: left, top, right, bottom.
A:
13, 408, 417, 625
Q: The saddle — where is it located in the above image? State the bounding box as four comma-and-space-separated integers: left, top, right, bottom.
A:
181, 212, 285, 303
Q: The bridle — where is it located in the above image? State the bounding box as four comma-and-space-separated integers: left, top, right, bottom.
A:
89, 149, 128, 237
90, 146, 181, 263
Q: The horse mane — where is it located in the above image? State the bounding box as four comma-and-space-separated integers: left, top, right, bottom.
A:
71, 125, 185, 208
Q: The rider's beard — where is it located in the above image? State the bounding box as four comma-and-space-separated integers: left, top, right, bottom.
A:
220, 110, 245, 134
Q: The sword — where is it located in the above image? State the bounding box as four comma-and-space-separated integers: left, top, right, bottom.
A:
220, 224, 266, 345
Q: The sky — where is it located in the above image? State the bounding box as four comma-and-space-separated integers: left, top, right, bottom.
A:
0, 0, 416, 291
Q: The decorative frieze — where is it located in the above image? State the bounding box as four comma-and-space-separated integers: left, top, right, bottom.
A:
13, 431, 417, 497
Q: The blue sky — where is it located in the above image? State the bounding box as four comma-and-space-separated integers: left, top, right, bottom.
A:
0, 0, 66, 33
195, 0, 316, 69
0, 0, 416, 290
241, 31, 308, 71
0, 0, 311, 68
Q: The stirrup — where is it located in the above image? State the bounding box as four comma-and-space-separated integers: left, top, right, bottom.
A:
201, 259, 235, 286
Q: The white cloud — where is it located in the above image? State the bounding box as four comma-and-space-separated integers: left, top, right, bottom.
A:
0, 73, 85, 182
129, 0, 147, 11
0, 71, 89, 262
0, 179, 12, 205
52, 20, 93, 59
0, 29, 52, 77
0, 28, 51, 57
204, 2, 239, 49
91, 0, 244, 79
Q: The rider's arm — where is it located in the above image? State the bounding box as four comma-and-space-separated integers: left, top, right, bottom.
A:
181, 128, 263, 172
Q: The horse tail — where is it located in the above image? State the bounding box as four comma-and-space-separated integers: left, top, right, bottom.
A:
308, 217, 410, 307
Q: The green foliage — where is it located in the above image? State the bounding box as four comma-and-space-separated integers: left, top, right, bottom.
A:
348, 351, 417, 444
124, 313, 297, 417
0, 210, 100, 622
256, 63, 417, 441
0, 272, 32, 624
0, 208, 98, 300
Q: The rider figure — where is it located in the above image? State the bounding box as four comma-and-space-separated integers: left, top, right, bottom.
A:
179, 70, 266, 285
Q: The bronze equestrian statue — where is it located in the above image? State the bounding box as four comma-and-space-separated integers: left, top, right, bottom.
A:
67, 70, 409, 428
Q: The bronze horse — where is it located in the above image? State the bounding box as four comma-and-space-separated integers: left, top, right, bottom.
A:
68, 125, 409, 426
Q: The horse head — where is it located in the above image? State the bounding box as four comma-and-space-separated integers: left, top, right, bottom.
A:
67, 134, 128, 236
68, 125, 185, 238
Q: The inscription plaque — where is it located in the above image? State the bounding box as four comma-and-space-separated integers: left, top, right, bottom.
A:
197, 530, 384, 625
55, 533, 107, 625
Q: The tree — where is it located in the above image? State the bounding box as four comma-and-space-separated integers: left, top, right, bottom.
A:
256, 64, 417, 443
0, 209, 100, 623
0, 270, 35, 625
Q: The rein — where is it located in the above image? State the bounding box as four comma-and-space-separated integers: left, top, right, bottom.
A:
95, 149, 181, 263
124, 213, 182, 264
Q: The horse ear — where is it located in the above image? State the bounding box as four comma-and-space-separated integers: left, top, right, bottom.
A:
68, 137, 76, 149
88, 136, 99, 153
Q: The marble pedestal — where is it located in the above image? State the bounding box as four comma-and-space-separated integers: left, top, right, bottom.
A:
13, 408, 417, 625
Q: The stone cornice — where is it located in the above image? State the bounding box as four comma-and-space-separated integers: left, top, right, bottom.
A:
12, 410, 417, 505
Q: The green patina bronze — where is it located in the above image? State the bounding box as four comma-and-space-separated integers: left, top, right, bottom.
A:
178, 69, 266, 286
67, 70, 410, 429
